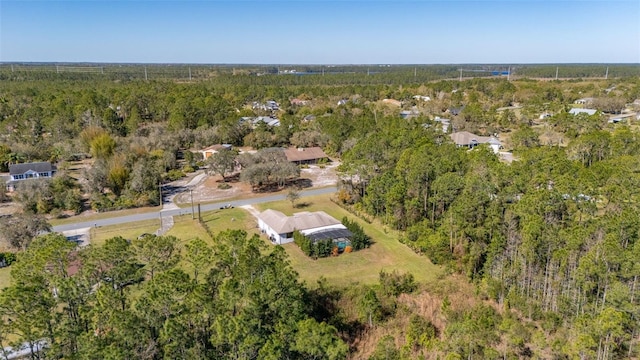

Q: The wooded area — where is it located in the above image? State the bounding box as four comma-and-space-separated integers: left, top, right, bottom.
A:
1, 64, 639, 358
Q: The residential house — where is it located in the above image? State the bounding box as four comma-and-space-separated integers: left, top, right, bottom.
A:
449, 131, 501, 153
290, 98, 309, 106
257, 209, 352, 245
448, 106, 465, 116
238, 116, 280, 128
7, 162, 56, 191
399, 109, 421, 119
412, 95, 431, 102
574, 98, 594, 105
251, 100, 280, 112
569, 108, 597, 116
382, 99, 402, 107
197, 144, 232, 160
284, 147, 329, 164
434, 117, 451, 132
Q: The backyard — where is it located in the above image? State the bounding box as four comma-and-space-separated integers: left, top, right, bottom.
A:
253, 194, 443, 287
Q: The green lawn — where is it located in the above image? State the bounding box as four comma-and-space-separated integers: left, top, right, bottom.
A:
0, 267, 11, 289
198, 207, 259, 237
254, 194, 443, 287
49, 206, 161, 226
90, 219, 160, 246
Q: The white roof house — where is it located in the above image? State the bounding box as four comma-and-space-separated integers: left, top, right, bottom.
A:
569, 108, 597, 116
257, 209, 350, 245
574, 98, 594, 105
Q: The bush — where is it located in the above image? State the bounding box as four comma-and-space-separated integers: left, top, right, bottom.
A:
217, 183, 232, 190
0, 252, 16, 267
293, 231, 333, 258
165, 169, 186, 181
182, 165, 195, 173
342, 217, 371, 250
379, 270, 417, 297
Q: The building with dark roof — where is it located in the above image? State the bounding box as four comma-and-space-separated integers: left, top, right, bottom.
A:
7, 162, 56, 190
284, 147, 329, 164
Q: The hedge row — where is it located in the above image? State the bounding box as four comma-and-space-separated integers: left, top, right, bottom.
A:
293, 231, 335, 258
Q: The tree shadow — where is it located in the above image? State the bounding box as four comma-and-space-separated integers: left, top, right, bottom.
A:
294, 202, 312, 209
219, 173, 241, 183
288, 178, 312, 189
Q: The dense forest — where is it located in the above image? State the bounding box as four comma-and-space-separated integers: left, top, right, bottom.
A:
1, 65, 640, 358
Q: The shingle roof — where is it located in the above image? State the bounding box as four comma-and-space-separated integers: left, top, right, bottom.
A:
258, 209, 342, 234
449, 131, 492, 146
9, 162, 54, 176
284, 147, 328, 163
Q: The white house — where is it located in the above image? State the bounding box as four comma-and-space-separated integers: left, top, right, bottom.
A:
196, 144, 232, 159
257, 209, 351, 245
7, 162, 56, 190
574, 98, 594, 105
569, 108, 597, 116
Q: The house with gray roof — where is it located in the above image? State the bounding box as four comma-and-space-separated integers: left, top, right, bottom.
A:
257, 209, 351, 245
569, 108, 597, 116
7, 162, 56, 191
450, 131, 501, 153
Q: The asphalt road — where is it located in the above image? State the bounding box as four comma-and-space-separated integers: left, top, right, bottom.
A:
52, 186, 337, 233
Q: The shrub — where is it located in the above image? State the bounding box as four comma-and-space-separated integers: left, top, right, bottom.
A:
0, 252, 16, 267
165, 169, 186, 181
217, 183, 232, 190
342, 217, 371, 250
182, 165, 195, 173
379, 270, 417, 297
293, 231, 334, 258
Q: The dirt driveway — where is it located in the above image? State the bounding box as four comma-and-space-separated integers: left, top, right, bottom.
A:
172, 162, 340, 206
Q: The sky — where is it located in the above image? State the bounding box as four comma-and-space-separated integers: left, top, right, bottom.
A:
1, 0, 639, 64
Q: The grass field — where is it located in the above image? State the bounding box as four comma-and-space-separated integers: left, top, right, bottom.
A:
0, 267, 11, 289
3, 195, 441, 291
90, 219, 161, 246
49, 206, 161, 226
254, 194, 443, 287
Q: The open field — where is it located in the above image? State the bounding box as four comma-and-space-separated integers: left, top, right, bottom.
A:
90, 219, 160, 246
254, 194, 443, 287
49, 206, 161, 226
0, 267, 11, 289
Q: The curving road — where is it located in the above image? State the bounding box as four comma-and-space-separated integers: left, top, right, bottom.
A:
52, 186, 337, 233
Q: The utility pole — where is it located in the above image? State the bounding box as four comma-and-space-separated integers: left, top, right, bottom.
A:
459, 68, 463, 82
605, 66, 609, 79
56, 65, 59, 74
555, 67, 559, 80
507, 66, 511, 81
189, 67, 192, 81
414, 67, 417, 79
197, 204, 201, 222
190, 189, 195, 220
144, 66, 148, 81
